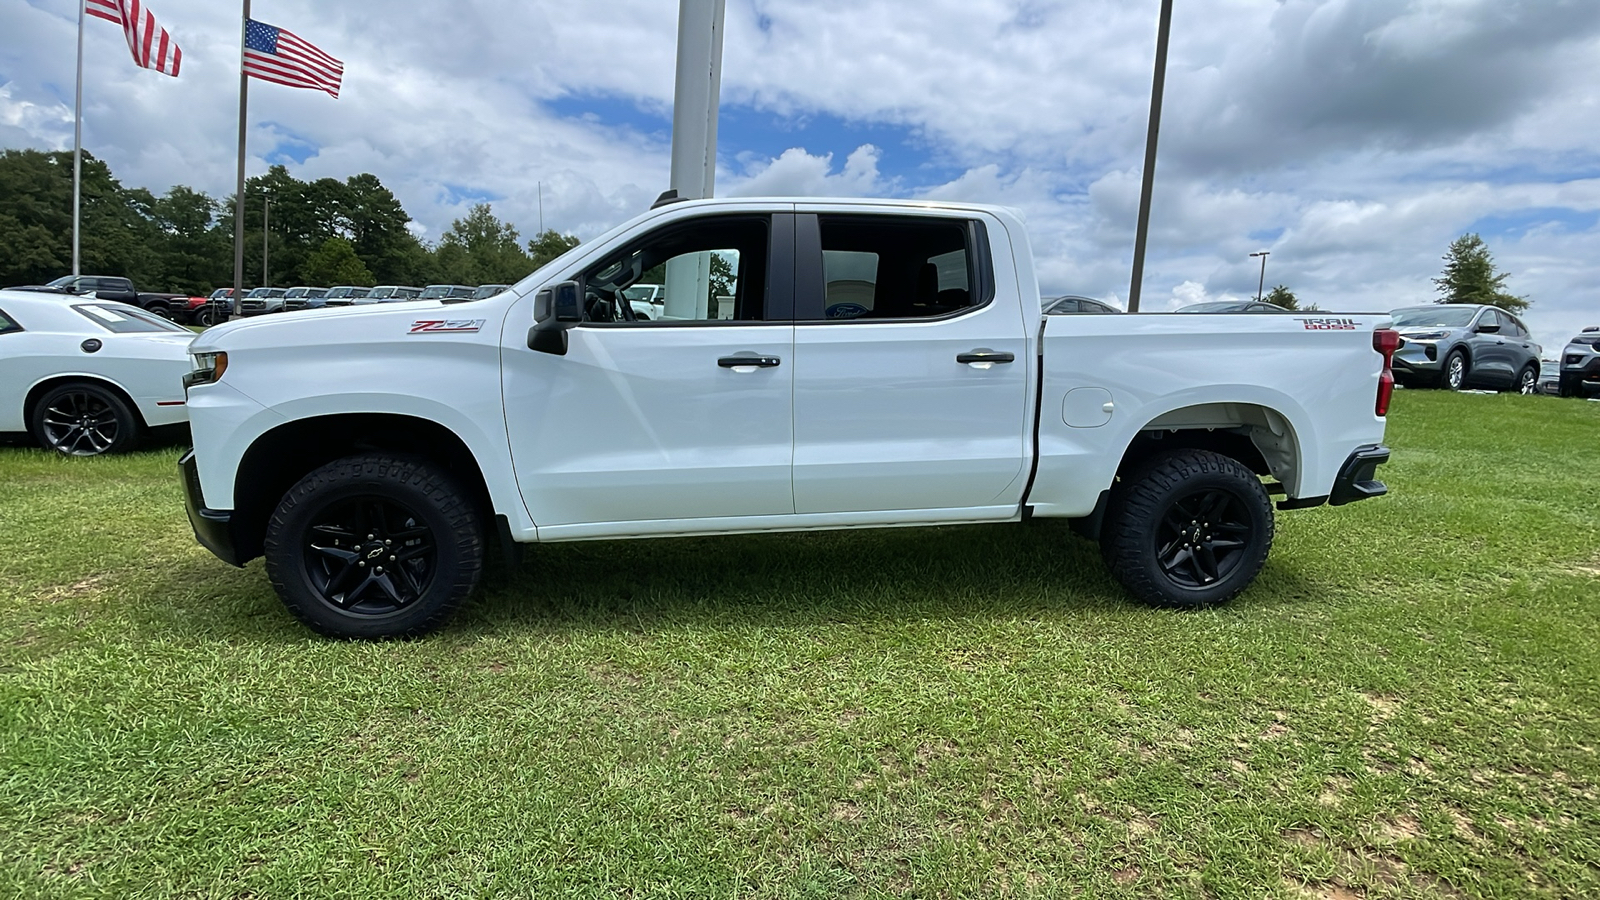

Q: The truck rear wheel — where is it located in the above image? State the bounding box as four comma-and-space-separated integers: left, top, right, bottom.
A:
263, 454, 484, 639
1100, 449, 1274, 609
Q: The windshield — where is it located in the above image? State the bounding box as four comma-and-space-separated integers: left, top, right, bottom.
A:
1390, 306, 1477, 329
418, 286, 456, 300
73, 303, 191, 334
284, 288, 308, 298
47, 276, 76, 288
471, 284, 509, 300
368, 287, 396, 299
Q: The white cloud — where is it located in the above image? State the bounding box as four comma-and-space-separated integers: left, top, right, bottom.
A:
1, 0, 1598, 348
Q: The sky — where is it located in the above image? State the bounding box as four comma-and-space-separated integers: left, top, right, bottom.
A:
3, 0, 1599, 348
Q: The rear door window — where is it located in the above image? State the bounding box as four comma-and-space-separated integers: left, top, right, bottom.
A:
801, 214, 989, 321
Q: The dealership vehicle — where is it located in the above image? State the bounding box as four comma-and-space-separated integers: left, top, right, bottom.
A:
9, 275, 191, 320
1044, 295, 1122, 315
281, 286, 330, 311
1389, 305, 1541, 393
619, 282, 665, 319
0, 291, 192, 455
180, 197, 1397, 639
418, 284, 475, 301
1559, 326, 1600, 398
322, 286, 373, 307
239, 287, 290, 316
1177, 300, 1291, 314
354, 285, 423, 305
470, 283, 511, 300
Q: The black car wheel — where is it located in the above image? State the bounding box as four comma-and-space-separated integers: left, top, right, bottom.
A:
264, 454, 484, 639
29, 382, 140, 456
1100, 449, 1274, 609
1516, 365, 1539, 395
144, 303, 173, 320
1442, 350, 1468, 391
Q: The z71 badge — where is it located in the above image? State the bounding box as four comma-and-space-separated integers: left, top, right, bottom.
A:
1295, 317, 1358, 330
408, 319, 485, 334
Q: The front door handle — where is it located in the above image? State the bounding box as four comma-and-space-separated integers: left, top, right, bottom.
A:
957, 349, 1016, 368
718, 355, 781, 370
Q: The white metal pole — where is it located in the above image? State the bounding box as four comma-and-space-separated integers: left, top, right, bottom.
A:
232, 0, 252, 317
667, 0, 725, 201
664, 0, 725, 320
72, 0, 86, 276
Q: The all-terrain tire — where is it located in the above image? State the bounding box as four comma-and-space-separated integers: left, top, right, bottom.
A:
1100, 449, 1275, 609
264, 454, 484, 639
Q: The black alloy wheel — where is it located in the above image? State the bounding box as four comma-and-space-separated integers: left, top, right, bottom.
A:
264, 454, 484, 639
1101, 448, 1274, 609
30, 383, 138, 456
1516, 365, 1539, 395
301, 496, 438, 615
1153, 488, 1253, 588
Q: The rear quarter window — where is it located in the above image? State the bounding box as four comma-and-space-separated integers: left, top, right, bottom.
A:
73, 304, 191, 334
0, 308, 21, 335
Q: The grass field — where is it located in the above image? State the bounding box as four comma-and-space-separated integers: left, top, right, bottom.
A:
2, 391, 1598, 898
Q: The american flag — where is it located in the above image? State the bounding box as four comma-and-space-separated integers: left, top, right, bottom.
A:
86, 0, 182, 77
244, 19, 344, 99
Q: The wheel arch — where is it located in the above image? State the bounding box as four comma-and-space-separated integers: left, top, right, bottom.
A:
229, 413, 497, 565
1116, 401, 1305, 494
24, 375, 150, 430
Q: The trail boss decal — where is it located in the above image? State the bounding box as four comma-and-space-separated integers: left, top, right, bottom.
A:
1295, 317, 1359, 330
408, 319, 485, 334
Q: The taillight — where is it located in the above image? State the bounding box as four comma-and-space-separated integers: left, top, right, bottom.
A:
1373, 328, 1400, 416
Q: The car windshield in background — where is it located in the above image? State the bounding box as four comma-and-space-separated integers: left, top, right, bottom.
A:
470, 284, 509, 300
73, 304, 191, 334
46, 276, 75, 288
1391, 307, 1477, 329
1176, 301, 1243, 313
620, 286, 658, 302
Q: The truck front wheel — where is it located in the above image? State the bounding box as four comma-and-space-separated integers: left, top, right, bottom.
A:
1100, 449, 1274, 609
263, 454, 484, 638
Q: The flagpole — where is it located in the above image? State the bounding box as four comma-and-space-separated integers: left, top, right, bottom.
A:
231, 0, 252, 318
72, 0, 86, 277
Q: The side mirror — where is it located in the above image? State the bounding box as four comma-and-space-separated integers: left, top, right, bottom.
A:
1475, 321, 1501, 334
529, 280, 582, 355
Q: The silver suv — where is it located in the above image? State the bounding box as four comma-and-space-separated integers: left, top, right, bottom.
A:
1559, 326, 1600, 398
1390, 305, 1542, 393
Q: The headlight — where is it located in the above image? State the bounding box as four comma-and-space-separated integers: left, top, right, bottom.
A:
184, 351, 228, 388
1402, 331, 1448, 342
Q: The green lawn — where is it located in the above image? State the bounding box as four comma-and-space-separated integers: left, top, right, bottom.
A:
2, 391, 1598, 898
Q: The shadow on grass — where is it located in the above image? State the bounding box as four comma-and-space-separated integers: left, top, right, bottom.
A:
139, 517, 1322, 644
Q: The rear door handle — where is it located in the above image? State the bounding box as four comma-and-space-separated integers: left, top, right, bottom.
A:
957, 349, 1015, 368
718, 355, 781, 369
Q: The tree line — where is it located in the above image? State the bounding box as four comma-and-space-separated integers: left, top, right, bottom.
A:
0, 148, 577, 294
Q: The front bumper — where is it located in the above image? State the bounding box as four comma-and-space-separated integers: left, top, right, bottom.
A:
180, 449, 244, 567
1391, 344, 1441, 380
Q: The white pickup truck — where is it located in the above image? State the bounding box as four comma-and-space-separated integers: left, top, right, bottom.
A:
180, 197, 1397, 638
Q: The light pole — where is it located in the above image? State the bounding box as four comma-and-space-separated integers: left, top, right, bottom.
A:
1250, 251, 1270, 302
261, 189, 271, 289
1127, 0, 1174, 313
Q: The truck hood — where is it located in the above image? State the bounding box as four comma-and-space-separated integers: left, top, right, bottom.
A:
189, 297, 508, 354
